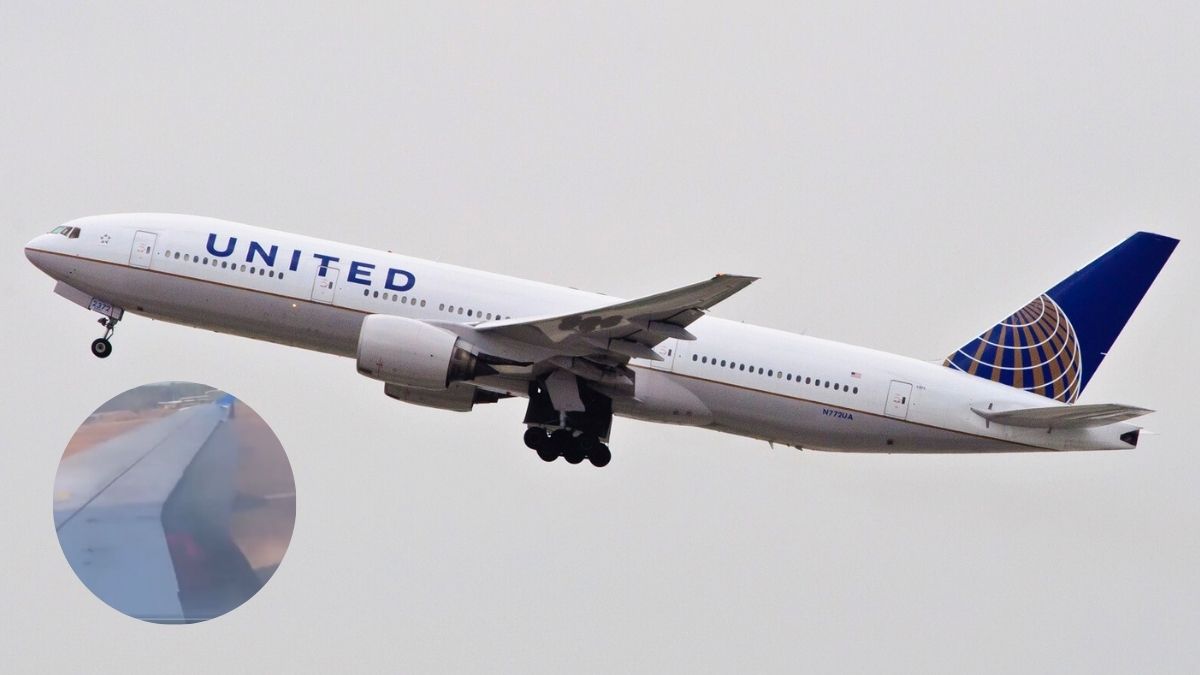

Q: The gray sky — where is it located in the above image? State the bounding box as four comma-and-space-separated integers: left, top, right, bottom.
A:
2, 2, 1197, 672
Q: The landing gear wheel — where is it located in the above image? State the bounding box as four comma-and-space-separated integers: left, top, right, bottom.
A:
91, 314, 120, 358
90, 338, 112, 359
575, 434, 598, 454
536, 445, 558, 462
588, 443, 611, 468
523, 427, 546, 450
553, 430, 584, 464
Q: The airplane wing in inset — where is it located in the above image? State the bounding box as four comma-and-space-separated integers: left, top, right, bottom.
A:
53, 402, 259, 623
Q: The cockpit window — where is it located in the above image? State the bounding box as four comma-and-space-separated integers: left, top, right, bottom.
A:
48, 226, 81, 238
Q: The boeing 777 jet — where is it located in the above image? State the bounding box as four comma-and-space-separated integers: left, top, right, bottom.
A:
26, 214, 1178, 467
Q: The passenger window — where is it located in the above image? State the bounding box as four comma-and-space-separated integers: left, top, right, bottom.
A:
738, 364, 744, 371
401, 296, 408, 304
373, 291, 379, 298
439, 303, 445, 311
758, 368, 763, 375
834, 383, 840, 390
824, 381, 830, 388
221, 261, 227, 268
203, 257, 209, 264
458, 307, 464, 315
259, 268, 265, 275
693, 354, 698, 361
269, 270, 275, 277
279, 273, 284, 280
421, 300, 426, 307
853, 387, 859, 394
363, 289, 369, 296
250, 266, 256, 273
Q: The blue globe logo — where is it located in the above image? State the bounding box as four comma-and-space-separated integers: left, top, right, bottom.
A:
945, 294, 1082, 403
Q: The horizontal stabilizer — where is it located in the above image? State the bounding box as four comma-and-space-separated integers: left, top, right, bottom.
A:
971, 403, 1153, 429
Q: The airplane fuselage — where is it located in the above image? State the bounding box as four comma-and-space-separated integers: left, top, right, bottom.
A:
25, 214, 1142, 454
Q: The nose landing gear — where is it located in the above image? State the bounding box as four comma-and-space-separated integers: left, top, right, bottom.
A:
91, 316, 118, 358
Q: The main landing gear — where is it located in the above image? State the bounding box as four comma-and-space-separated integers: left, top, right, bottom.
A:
524, 427, 612, 467
91, 316, 119, 358
523, 376, 615, 468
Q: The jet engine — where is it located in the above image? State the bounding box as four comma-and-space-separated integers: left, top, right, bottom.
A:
384, 382, 504, 412
357, 314, 488, 389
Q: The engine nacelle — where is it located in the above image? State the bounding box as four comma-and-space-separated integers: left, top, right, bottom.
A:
384, 382, 502, 412
357, 314, 480, 389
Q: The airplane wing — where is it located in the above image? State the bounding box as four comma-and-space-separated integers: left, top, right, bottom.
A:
970, 403, 1153, 429
54, 401, 261, 623
474, 274, 757, 362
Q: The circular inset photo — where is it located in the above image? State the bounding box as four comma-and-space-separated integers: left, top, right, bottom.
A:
52, 382, 295, 624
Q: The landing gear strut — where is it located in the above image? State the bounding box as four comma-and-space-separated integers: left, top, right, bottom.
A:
91, 316, 118, 358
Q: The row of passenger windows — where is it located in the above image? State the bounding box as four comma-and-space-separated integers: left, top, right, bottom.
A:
164, 250, 286, 280
360, 288, 510, 320
162, 248, 509, 319
362, 288, 428, 307
691, 353, 859, 394
158, 248, 519, 323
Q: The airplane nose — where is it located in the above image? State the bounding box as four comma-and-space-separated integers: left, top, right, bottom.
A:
25, 233, 58, 271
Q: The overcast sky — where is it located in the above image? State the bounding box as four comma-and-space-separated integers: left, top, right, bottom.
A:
2, 2, 1197, 673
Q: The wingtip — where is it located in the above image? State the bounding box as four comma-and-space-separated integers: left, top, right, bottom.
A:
715, 273, 760, 283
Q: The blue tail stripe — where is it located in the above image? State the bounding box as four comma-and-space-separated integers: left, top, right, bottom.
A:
1046, 232, 1179, 392
944, 231, 1178, 401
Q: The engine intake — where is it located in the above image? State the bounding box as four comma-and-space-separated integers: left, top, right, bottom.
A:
357, 314, 484, 389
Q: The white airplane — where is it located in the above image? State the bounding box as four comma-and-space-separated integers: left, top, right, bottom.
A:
26, 214, 1179, 467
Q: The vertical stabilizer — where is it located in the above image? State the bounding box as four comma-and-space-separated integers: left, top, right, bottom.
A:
944, 232, 1178, 402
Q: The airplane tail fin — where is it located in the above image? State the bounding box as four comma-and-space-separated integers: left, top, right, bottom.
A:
943, 231, 1179, 402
